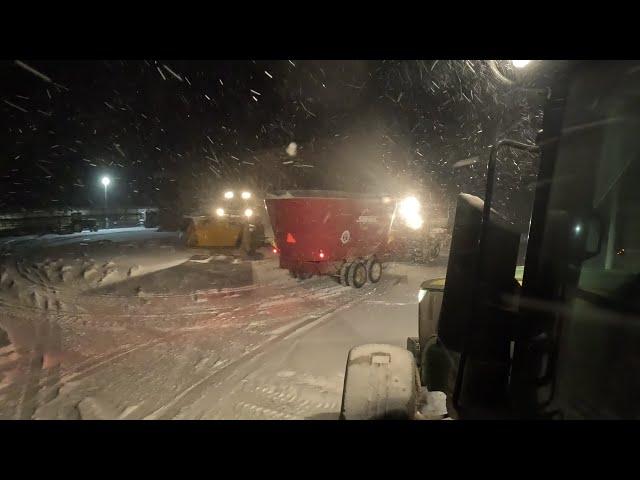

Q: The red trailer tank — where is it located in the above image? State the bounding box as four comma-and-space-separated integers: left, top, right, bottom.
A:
265, 190, 395, 288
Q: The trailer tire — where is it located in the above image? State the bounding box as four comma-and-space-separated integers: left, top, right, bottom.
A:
428, 243, 441, 262
298, 270, 313, 280
340, 262, 351, 286
366, 258, 382, 283
349, 261, 367, 289
186, 232, 197, 247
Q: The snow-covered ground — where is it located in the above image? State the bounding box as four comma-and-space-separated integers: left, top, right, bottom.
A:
0, 227, 447, 419
175, 261, 447, 420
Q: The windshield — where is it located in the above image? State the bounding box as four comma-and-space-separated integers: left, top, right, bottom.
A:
1, 60, 635, 420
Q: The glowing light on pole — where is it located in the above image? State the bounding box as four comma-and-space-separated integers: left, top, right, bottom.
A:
101, 176, 111, 228
101, 176, 111, 207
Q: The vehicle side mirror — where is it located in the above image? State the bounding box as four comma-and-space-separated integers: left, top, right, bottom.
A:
340, 344, 421, 420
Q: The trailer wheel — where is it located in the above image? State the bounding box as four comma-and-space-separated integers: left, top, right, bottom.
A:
298, 270, 313, 280
349, 261, 367, 289
340, 262, 351, 286
427, 243, 441, 262
186, 231, 198, 247
367, 258, 382, 283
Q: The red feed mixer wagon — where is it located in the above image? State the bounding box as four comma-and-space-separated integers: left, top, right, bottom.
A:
265, 190, 396, 288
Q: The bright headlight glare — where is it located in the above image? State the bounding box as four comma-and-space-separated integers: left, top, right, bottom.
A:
418, 289, 427, 302
244, 208, 253, 218
406, 215, 424, 230
241, 191, 251, 200
399, 196, 420, 216
224, 191, 234, 199
216, 208, 225, 217
512, 60, 531, 69
399, 196, 423, 230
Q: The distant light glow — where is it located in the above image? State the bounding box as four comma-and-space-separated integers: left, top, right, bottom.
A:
319, 251, 325, 259
241, 191, 252, 200
273, 248, 278, 254
244, 208, 253, 218
399, 196, 420, 215
398, 196, 423, 230
575, 224, 582, 234
101, 176, 111, 187
512, 60, 531, 69
216, 208, 225, 217
224, 191, 234, 199
286, 142, 297, 157
405, 216, 424, 230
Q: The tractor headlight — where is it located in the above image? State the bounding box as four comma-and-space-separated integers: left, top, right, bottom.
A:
224, 191, 234, 200
511, 60, 531, 69
241, 191, 252, 200
216, 208, 225, 217
398, 196, 424, 230
244, 208, 253, 218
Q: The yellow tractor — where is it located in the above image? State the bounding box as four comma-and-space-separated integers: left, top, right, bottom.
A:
185, 189, 265, 255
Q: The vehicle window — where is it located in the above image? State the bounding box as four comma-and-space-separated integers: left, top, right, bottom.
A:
547, 62, 640, 418
7, 59, 635, 420
553, 62, 640, 303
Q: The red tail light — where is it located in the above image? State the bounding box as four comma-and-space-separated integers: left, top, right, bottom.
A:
286, 232, 296, 244
273, 248, 278, 254
319, 251, 325, 259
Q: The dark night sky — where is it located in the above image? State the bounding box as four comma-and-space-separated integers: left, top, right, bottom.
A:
0, 59, 547, 225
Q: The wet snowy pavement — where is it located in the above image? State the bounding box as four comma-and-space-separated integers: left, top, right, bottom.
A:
176, 261, 447, 420
0, 227, 446, 419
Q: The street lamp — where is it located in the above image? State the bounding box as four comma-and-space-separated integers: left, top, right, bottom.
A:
101, 176, 111, 228
101, 176, 111, 206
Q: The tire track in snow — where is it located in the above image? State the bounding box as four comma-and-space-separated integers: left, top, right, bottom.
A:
144, 281, 393, 420
2, 277, 384, 418
168, 279, 397, 420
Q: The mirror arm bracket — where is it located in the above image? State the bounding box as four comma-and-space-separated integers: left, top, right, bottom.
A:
452, 139, 540, 414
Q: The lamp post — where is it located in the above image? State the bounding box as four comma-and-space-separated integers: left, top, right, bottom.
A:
101, 176, 111, 228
